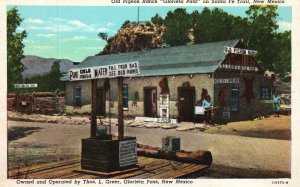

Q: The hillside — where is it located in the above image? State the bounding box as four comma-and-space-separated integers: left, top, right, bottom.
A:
21, 55, 76, 79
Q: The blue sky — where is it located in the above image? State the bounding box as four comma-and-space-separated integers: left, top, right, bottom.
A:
9, 6, 292, 62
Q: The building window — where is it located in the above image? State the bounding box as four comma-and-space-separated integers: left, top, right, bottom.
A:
260, 87, 271, 100
74, 86, 81, 107
231, 88, 239, 111
123, 84, 129, 110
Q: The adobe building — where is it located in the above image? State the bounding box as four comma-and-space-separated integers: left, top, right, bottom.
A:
61, 39, 273, 122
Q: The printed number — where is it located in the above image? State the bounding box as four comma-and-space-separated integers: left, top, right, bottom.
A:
271, 181, 288, 184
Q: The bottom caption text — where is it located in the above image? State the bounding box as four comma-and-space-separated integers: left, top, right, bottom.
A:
15, 179, 194, 185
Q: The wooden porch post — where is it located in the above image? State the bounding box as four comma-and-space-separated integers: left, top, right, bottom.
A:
91, 79, 97, 138
117, 77, 124, 140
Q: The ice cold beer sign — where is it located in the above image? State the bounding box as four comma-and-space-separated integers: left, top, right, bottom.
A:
69, 61, 140, 81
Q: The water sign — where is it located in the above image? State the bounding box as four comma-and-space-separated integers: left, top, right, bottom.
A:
69, 61, 140, 81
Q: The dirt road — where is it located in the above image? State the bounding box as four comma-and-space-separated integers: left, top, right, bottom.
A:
7, 120, 290, 178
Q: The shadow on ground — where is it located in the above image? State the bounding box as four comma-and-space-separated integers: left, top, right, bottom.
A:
236, 129, 291, 140
8, 126, 42, 142
189, 164, 291, 178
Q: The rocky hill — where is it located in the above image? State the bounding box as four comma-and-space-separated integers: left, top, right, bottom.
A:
21, 55, 76, 79
100, 22, 166, 55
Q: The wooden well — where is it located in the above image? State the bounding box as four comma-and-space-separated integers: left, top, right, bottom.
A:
82, 76, 138, 172
81, 135, 137, 172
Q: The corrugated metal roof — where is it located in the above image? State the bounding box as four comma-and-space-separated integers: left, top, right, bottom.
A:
61, 39, 240, 81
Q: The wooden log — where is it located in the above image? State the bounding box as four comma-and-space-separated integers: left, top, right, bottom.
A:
8, 92, 65, 98
7, 98, 15, 111
137, 144, 212, 166
7, 93, 15, 98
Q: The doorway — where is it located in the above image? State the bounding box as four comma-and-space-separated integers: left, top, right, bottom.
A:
96, 87, 106, 117
144, 87, 157, 117
178, 87, 195, 122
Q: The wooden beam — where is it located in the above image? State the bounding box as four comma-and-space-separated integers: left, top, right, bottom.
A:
117, 77, 124, 140
91, 79, 97, 138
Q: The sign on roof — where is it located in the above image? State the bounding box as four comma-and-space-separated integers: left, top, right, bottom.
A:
69, 61, 140, 81
214, 78, 240, 84
14, 84, 38, 88
224, 46, 257, 56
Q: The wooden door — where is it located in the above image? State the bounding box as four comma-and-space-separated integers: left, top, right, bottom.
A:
178, 87, 195, 122
96, 88, 106, 116
144, 87, 157, 117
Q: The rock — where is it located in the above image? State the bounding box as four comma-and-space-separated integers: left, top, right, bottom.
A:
100, 22, 165, 55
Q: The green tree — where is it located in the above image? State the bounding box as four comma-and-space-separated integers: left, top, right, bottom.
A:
193, 8, 248, 43
7, 6, 27, 92
273, 31, 291, 76
163, 8, 192, 46
244, 5, 279, 72
98, 32, 108, 42
121, 20, 131, 29
151, 13, 164, 26
47, 60, 64, 91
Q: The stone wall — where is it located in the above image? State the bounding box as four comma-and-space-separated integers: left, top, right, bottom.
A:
65, 74, 214, 118
213, 71, 273, 121
65, 72, 273, 121
65, 80, 91, 106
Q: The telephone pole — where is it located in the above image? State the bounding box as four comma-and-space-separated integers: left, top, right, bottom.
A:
137, 7, 139, 23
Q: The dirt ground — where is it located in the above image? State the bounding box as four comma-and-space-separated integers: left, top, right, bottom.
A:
7, 112, 291, 178
205, 115, 291, 140
7, 111, 291, 140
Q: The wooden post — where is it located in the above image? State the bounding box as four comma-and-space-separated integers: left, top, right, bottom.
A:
91, 79, 97, 138
108, 87, 112, 135
117, 77, 124, 140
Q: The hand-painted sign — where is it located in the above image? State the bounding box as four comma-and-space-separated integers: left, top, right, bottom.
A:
219, 64, 259, 72
214, 78, 240, 84
119, 139, 137, 167
14, 84, 38, 88
69, 61, 140, 81
224, 46, 257, 56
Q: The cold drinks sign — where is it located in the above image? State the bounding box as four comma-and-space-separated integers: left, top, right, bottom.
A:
69, 61, 140, 81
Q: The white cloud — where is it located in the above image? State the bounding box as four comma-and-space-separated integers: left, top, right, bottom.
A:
36, 34, 59, 38
67, 20, 113, 33
277, 21, 291, 32
97, 27, 110, 32
72, 36, 88, 40
106, 22, 114, 27
81, 47, 101, 50
28, 25, 73, 32
17, 27, 25, 31
68, 20, 96, 32
26, 18, 45, 24
29, 45, 56, 49
52, 17, 65, 22
28, 26, 41, 30
62, 36, 92, 42
68, 20, 87, 27
25, 19, 113, 33
23, 39, 35, 44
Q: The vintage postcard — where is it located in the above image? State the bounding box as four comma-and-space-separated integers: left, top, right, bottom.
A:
1, 0, 299, 186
